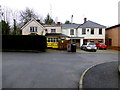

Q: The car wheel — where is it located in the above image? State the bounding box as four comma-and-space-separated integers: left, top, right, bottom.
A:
94, 50, 96, 52
104, 48, 107, 50
85, 48, 87, 51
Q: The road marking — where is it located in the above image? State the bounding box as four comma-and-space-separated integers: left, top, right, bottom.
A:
78, 61, 117, 90
79, 64, 97, 90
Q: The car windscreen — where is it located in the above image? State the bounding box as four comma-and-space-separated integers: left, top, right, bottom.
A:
100, 43, 105, 45
88, 43, 96, 45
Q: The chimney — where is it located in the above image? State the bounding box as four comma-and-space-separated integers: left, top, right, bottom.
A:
57, 22, 61, 25
36, 19, 40, 23
84, 18, 87, 23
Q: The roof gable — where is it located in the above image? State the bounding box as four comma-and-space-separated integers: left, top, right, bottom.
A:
21, 18, 45, 30
79, 20, 106, 28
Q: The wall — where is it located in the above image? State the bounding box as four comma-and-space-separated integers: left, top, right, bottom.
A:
62, 27, 105, 43
44, 25, 62, 33
62, 28, 77, 37
22, 20, 44, 35
78, 28, 105, 40
106, 26, 120, 47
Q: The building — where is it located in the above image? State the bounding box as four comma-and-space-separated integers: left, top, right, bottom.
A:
105, 24, 120, 50
61, 18, 106, 47
21, 18, 106, 48
61, 24, 82, 47
44, 24, 68, 48
21, 18, 68, 49
21, 18, 45, 35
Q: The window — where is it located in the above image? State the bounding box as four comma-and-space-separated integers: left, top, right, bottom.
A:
91, 28, 94, 34
30, 27, 37, 32
89, 43, 96, 45
100, 43, 105, 45
47, 38, 58, 42
51, 29, 56, 33
48, 38, 51, 42
99, 28, 102, 34
108, 39, 112, 46
70, 29, 74, 35
82, 28, 86, 34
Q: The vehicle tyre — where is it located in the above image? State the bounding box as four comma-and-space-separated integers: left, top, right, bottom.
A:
94, 50, 97, 52
97, 47, 99, 49
104, 48, 107, 50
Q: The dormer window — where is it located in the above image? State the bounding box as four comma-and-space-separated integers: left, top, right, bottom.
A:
30, 27, 37, 32
51, 29, 56, 33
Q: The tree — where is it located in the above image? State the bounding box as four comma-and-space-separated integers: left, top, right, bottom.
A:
12, 19, 17, 35
0, 20, 10, 35
44, 14, 55, 24
20, 8, 38, 25
65, 20, 71, 24
11, 19, 22, 35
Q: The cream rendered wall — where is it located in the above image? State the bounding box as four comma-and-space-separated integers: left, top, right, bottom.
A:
45, 26, 62, 33
22, 20, 45, 35
62, 28, 77, 37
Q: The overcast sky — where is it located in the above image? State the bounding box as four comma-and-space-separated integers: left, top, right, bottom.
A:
1, 0, 120, 27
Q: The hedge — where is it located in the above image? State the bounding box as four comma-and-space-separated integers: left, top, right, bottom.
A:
2, 35, 47, 51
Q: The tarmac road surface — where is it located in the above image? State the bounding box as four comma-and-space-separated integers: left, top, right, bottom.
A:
2, 50, 118, 88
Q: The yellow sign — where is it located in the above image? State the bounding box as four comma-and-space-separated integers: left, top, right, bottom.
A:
47, 42, 58, 48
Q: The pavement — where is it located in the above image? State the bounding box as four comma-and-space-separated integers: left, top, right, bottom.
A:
76, 48, 119, 54
79, 61, 120, 89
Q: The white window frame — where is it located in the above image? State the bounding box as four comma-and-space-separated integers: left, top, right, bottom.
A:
82, 28, 86, 34
51, 29, 56, 33
91, 28, 94, 35
99, 28, 102, 35
30, 27, 37, 32
47, 38, 58, 42
70, 29, 74, 35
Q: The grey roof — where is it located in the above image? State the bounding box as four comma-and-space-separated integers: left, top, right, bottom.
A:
61, 24, 81, 29
45, 33, 69, 37
106, 24, 120, 30
79, 20, 106, 28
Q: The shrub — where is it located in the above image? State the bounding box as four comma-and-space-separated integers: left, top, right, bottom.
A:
2, 35, 47, 52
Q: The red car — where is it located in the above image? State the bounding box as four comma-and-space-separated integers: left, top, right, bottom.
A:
96, 43, 107, 50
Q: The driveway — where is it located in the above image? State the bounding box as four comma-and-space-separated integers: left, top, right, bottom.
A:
2, 49, 118, 88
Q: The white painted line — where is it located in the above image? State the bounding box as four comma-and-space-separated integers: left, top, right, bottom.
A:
78, 62, 110, 90
79, 61, 117, 90
79, 64, 97, 90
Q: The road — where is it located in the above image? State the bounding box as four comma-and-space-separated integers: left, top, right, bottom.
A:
2, 49, 118, 88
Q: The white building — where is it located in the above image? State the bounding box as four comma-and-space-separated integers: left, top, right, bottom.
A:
61, 18, 106, 47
